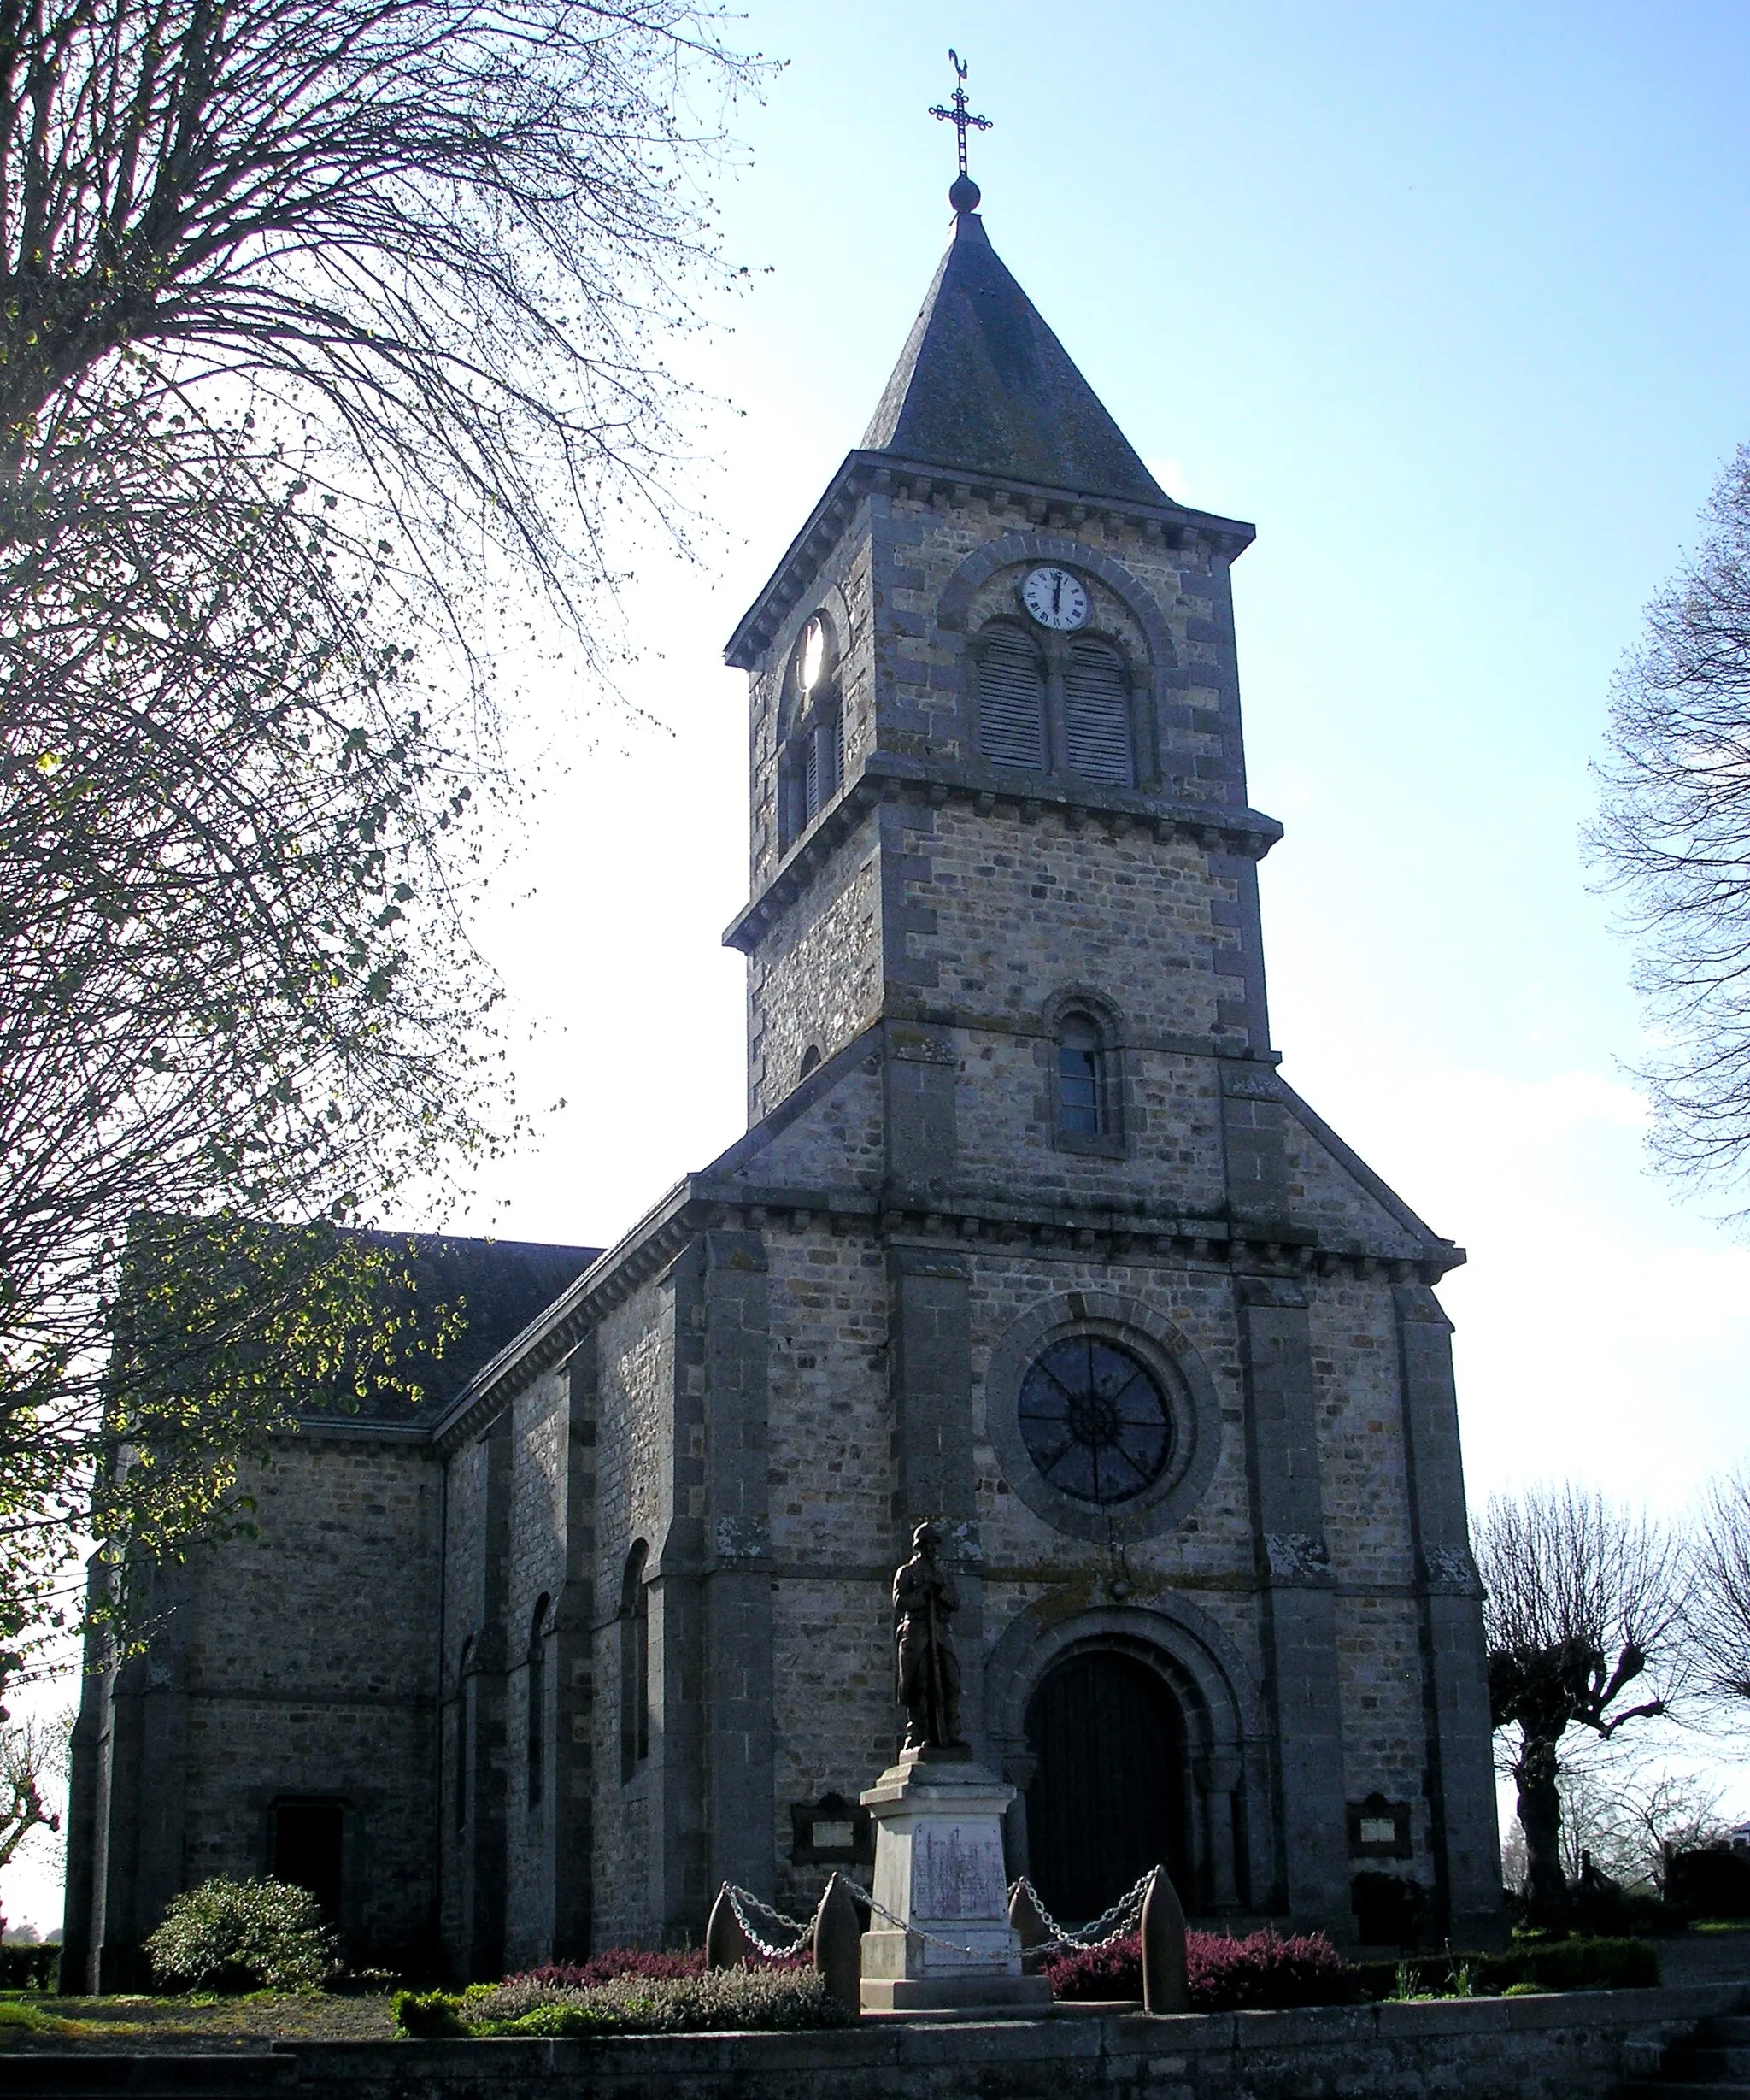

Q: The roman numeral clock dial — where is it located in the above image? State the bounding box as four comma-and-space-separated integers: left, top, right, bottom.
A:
1021, 564, 1089, 632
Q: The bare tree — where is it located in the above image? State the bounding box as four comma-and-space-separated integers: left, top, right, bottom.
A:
0, 1, 759, 1691
1473, 1487, 1682, 1921
1589, 446, 1750, 1208
0, 1715, 66, 1906
1689, 1468, 1750, 1702
0, 0, 760, 626
1553, 1760, 1729, 1892
2, 375, 488, 1679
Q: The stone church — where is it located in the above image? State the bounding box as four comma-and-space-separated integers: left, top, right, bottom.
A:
63, 181, 1501, 1990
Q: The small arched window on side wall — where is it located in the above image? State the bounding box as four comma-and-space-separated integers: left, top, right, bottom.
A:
798, 1043, 822, 1083
1054, 1006, 1125, 1156
1063, 638, 1134, 785
526, 1594, 549, 1811
977, 621, 1048, 771
454, 1634, 474, 1834
620, 1543, 650, 1785
778, 615, 843, 850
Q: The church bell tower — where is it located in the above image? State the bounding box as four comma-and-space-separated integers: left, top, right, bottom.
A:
719, 137, 1500, 1950
725, 177, 1281, 1220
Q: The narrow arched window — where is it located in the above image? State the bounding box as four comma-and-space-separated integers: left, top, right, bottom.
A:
779, 615, 843, 849
620, 1544, 649, 1784
978, 623, 1048, 771
1064, 638, 1133, 785
454, 1634, 473, 1834
1057, 1012, 1105, 1138
526, 1595, 549, 1810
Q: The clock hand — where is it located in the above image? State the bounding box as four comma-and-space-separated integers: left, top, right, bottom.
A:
1052, 574, 1062, 617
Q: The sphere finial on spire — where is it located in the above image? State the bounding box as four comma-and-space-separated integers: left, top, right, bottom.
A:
929, 49, 992, 213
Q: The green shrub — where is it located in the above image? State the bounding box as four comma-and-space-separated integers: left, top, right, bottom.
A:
1514, 1937, 1657, 1992
1503, 1980, 1542, 1996
395, 1967, 848, 2038
0, 1943, 59, 1991
1350, 1936, 1658, 2002
144, 1877, 338, 1993
391, 1989, 469, 2037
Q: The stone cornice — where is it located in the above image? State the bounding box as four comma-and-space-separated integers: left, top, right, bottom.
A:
417, 1171, 1460, 1462
428, 1180, 704, 1457
723, 448, 1256, 672
722, 751, 1283, 956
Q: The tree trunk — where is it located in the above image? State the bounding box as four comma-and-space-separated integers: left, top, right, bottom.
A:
1515, 1734, 1569, 1922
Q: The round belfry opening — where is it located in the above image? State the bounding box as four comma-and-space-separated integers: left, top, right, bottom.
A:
1017, 1338, 1172, 1505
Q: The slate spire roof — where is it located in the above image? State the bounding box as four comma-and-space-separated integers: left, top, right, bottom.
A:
861, 208, 1168, 506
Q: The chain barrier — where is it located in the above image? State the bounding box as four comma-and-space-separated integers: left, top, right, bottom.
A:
720, 1862, 1155, 1968
1007, 1868, 1154, 1956
722, 1885, 814, 1960
839, 1874, 994, 1963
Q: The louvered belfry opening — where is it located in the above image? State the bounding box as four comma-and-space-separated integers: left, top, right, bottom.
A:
1064, 638, 1134, 785
977, 622, 1048, 770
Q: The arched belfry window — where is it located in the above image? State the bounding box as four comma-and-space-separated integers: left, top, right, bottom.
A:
1064, 638, 1133, 785
778, 615, 843, 850
620, 1543, 649, 1784
526, 1594, 549, 1810
977, 621, 1048, 771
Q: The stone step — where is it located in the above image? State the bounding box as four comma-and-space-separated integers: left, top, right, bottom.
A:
1708, 2019, 1750, 2044
1676, 2048, 1750, 2078
0, 2058, 297, 2100
1624, 2085, 1750, 2100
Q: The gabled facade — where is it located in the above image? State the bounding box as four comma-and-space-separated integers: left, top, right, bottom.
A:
64, 192, 1501, 1989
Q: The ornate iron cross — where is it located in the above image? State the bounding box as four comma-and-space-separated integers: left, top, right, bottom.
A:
929, 49, 992, 181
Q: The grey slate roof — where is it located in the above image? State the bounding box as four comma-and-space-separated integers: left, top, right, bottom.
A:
862, 210, 1167, 505
302, 1229, 600, 1421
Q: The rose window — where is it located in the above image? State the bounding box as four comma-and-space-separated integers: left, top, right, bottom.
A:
1017, 1337, 1172, 1507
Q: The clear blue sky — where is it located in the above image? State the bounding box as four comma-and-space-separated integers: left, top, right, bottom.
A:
475, 0, 1750, 1512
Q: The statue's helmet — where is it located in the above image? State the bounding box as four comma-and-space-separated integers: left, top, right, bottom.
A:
912, 1521, 941, 1554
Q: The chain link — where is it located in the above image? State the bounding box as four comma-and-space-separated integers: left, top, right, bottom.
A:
838, 1876, 1000, 1962
720, 1863, 1155, 1968
1007, 1868, 1154, 1956
722, 1885, 813, 1960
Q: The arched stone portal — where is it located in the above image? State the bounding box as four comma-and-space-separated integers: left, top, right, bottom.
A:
1024, 1648, 1187, 1921
984, 1599, 1272, 1919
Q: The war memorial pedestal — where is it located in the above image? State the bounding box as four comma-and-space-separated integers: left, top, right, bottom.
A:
858, 1749, 1052, 2015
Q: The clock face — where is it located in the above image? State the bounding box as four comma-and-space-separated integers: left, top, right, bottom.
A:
1020, 565, 1090, 632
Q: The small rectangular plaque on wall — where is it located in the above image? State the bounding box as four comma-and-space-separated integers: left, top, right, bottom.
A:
790, 1791, 873, 1867
1347, 1792, 1413, 1860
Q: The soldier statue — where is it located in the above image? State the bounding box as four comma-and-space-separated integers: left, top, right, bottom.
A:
892, 1521, 967, 1752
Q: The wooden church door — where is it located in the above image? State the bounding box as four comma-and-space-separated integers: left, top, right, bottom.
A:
1024, 1650, 1188, 1921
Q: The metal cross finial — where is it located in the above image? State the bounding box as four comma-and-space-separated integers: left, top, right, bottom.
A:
929, 47, 992, 185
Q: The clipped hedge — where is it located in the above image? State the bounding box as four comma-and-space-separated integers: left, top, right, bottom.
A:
1044, 1929, 1348, 2010
144, 1876, 338, 1993
0, 1941, 60, 1991
1348, 1936, 1659, 2002
395, 1967, 849, 2039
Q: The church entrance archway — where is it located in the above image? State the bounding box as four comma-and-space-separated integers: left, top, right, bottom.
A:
1024, 1647, 1187, 1922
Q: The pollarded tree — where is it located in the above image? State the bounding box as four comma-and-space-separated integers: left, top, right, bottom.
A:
1688, 1468, 1750, 1703
1590, 447, 1750, 1208
1472, 1487, 1682, 1921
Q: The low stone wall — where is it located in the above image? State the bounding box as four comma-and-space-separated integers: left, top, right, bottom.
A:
272, 1982, 1746, 2100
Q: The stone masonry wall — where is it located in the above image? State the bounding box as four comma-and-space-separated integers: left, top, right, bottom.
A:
502, 1368, 570, 1971
178, 1432, 441, 1965
590, 1280, 675, 1948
